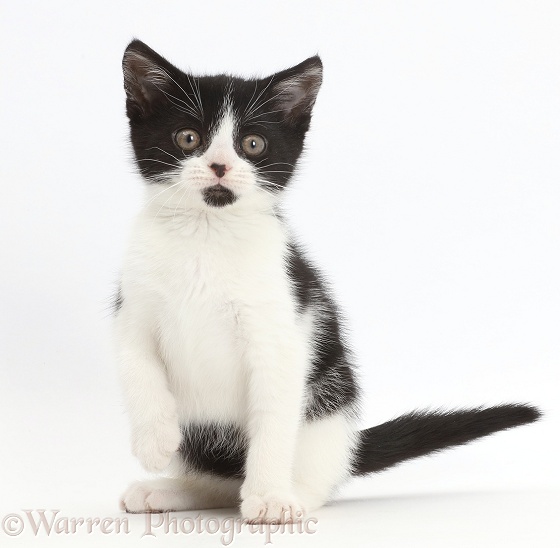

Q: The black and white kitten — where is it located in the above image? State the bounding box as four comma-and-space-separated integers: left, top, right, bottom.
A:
116, 39, 540, 522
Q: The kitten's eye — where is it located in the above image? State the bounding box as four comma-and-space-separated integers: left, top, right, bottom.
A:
175, 129, 201, 151
241, 134, 266, 157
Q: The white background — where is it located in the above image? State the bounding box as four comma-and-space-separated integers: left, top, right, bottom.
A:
1, 1, 559, 546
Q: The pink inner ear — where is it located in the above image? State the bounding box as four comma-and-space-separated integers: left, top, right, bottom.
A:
123, 51, 174, 112
271, 65, 322, 119
278, 84, 307, 112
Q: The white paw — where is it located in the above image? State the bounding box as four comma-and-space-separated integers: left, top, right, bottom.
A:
120, 482, 155, 513
131, 417, 182, 472
120, 481, 193, 513
241, 492, 305, 524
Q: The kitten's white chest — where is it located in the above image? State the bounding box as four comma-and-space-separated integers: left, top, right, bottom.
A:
128, 209, 290, 426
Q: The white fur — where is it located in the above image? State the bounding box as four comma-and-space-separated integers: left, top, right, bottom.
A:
116, 108, 357, 522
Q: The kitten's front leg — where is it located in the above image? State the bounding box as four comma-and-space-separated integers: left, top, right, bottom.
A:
239, 305, 307, 523
115, 304, 182, 472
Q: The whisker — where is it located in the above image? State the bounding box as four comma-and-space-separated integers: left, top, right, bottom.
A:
185, 74, 204, 118
195, 77, 204, 117
244, 109, 285, 123
256, 162, 296, 169
244, 81, 259, 117
173, 184, 191, 223
157, 69, 201, 114
256, 178, 284, 190
138, 158, 181, 169
244, 76, 275, 120
147, 76, 201, 120
245, 122, 279, 130
254, 157, 271, 166
151, 180, 187, 225
246, 80, 298, 120
159, 89, 199, 117
144, 181, 182, 207
255, 185, 282, 202
147, 147, 183, 163
256, 186, 276, 197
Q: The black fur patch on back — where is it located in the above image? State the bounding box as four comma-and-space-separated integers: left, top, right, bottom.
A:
286, 242, 360, 421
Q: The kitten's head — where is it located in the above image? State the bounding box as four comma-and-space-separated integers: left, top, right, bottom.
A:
122, 40, 322, 212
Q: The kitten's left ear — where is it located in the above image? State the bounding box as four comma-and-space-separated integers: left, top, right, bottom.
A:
268, 56, 323, 125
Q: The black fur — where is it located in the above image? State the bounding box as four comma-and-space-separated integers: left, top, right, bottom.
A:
202, 185, 236, 208
113, 286, 123, 313
352, 404, 541, 475
179, 423, 246, 478
286, 242, 360, 420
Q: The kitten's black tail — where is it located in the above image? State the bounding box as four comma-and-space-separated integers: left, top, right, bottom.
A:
352, 403, 541, 476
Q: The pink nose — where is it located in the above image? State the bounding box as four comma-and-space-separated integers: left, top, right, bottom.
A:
210, 163, 227, 178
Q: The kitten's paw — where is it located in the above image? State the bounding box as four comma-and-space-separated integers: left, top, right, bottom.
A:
131, 418, 182, 472
120, 480, 194, 513
241, 492, 305, 524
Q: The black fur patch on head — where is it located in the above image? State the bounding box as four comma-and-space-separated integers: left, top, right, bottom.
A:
122, 39, 322, 197
202, 185, 236, 208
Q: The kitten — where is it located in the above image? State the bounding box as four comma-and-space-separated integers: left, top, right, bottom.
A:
116, 39, 540, 523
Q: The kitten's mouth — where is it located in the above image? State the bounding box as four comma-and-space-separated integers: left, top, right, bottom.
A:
202, 184, 237, 208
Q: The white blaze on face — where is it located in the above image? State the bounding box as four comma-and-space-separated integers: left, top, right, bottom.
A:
203, 107, 238, 172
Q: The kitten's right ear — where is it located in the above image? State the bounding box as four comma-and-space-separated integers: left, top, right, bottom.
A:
122, 39, 176, 120
266, 56, 323, 126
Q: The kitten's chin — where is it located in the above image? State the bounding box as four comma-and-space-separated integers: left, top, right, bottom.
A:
202, 184, 237, 208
